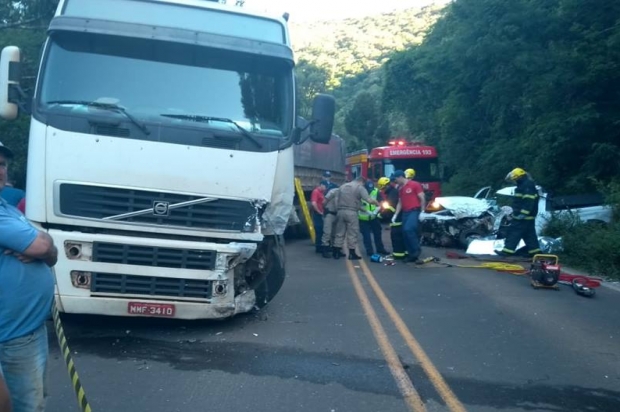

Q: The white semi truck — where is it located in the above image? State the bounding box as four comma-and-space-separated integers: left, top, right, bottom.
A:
0, 0, 335, 319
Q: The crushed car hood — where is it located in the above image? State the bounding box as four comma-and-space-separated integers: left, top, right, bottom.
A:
429, 196, 492, 219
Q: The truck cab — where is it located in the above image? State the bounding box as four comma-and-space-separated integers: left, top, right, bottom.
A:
0, 0, 334, 319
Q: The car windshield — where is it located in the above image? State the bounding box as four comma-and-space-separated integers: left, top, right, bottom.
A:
38, 31, 293, 137
383, 159, 439, 182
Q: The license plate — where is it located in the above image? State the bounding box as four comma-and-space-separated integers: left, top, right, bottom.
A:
128, 302, 175, 317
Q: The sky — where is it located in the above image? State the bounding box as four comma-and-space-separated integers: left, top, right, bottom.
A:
243, 0, 447, 23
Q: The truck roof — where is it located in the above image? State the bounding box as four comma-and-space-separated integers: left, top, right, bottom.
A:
57, 0, 291, 46
150, 0, 289, 25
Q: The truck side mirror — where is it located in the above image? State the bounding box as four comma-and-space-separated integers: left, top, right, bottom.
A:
309, 94, 335, 144
0, 46, 25, 120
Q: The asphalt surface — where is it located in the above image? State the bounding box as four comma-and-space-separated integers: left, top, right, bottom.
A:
45, 237, 620, 412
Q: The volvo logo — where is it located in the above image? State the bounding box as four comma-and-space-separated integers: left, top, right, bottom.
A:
152, 201, 170, 216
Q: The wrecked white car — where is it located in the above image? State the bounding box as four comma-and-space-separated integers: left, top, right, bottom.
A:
419, 196, 509, 248
422, 185, 613, 251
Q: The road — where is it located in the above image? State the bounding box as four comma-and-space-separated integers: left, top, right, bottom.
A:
46, 238, 620, 412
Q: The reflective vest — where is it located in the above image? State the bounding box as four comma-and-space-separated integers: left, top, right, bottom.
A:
359, 189, 379, 221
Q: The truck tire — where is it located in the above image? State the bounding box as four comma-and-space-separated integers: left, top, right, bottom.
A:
253, 236, 287, 308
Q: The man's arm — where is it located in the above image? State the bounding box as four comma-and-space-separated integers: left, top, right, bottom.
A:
310, 190, 323, 215
27, 232, 58, 267
0, 373, 11, 412
418, 192, 426, 210
0, 213, 58, 267
518, 181, 538, 217
311, 201, 322, 215
359, 187, 380, 206
393, 199, 402, 223
4, 232, 58, 267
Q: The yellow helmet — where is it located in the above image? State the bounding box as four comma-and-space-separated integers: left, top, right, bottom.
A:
377, 177, 390, 189
405, 168, 416, 179
505, 167, 527, 182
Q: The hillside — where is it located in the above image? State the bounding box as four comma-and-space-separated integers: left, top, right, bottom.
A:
291, 4, 445, 86
290, 3, 447, 149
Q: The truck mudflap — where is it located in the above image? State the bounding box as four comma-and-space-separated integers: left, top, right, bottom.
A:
49, 229, 267, 319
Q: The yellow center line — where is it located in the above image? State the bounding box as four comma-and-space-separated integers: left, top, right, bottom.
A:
345, 260, 427, 412
359, 259, 468, 412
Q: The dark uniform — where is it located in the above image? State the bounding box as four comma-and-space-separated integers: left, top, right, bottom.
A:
500, 176, 542, 256
389, 210, 407, 259
381, 184, 399, 222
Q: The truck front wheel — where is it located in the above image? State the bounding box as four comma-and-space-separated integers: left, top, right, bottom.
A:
244, 235, 286, 308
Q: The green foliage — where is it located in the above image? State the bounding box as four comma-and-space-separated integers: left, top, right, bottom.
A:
383, 0, 620, 195
543, 179, 620, 279
0, 1, 58, 188
540, 211, 582, 238
0, 28, 49, 188
344, 92, 378, 147
562, 222, 620, 280
295, 59, 329, 118
291, 4, 446, 149
596, 178, 620, 223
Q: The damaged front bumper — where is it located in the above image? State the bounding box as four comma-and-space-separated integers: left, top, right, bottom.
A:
51, 229, 260, 319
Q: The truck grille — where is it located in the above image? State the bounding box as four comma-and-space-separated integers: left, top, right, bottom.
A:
91, 272, 212, 300
59, 183, 258, 232
92, 242, 217, 270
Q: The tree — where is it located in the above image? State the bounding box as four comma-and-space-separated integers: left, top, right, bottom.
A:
295, 59, 329, 118
383, 0, 620, 195
0, 0, 58, 28
344, 92, 380, 149
0, 0, 58, 188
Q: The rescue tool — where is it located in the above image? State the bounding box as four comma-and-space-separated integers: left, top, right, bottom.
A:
529, 254, 560, 290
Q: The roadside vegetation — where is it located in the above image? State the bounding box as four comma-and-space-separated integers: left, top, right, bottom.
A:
542, 180, 620, 280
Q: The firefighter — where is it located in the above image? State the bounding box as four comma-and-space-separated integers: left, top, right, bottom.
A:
359, 180, 388, 256
390, 210, 407, 259
377, 176, 396, 221
393, 170, 425, 263
496, 168, 542, 257
385, 175, 406, 259
405, 168, 416, 179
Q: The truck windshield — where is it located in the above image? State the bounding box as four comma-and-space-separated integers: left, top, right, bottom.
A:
383, 159, 439, 182
37, 31, 293, 138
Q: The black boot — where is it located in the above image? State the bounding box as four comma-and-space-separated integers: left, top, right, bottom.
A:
333, 247, 345, 259
322, 247, 332, 259
348, 249, 361, 260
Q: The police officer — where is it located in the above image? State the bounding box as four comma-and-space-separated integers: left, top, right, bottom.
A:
333, 176, 379, 260
359, 180, 388, 256
496, 168, 542, 257
321, 186, 340, 258
322, 170, 338, 193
